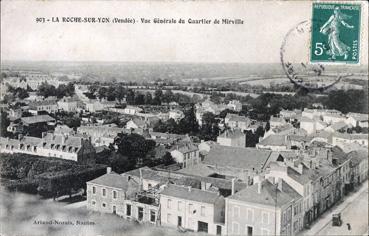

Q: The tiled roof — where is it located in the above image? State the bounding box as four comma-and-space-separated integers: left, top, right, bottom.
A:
123, 167, 201, 187
226, 114, 251, 123
347, 112, 368, 121
228, 180, 299, 207
21, 115, 55, 124
333, 133, 368, 140
270, 116, 286, 123
204, 145, 273, 171
218, 129, 244, 139
329, 121, 350, 131
88, 172, 139, 191
258, 135, 288, 146
160, 184, 222, 204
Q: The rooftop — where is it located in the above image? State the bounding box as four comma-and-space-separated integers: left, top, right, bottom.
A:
21, 115, 55, 125
160, 184, 222, 204
228, 179, 300, 207
204, 145, 273, 171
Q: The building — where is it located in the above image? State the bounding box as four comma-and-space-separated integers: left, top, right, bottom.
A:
256, 135, 291, 151
217, 129, 245, 148
168, 110, 184, 121
225, 177, 303, 236
170, 142, 200, 168
225, 114, 253, 132
332, 133, 368, 148
85, 99, 116, 112
0, 132, 96, 164
348, 149, 368, 185
160, 184, 226, 235
124, 105, 143, 115
77, 124, 124, 147
204, 146, 277, 184
87, 168, 139, 215
227, 100, 242, 112
270, 116, 287, 128
28, 99, 59, 114
57, 97, 78, 112
346, 112, 369, 128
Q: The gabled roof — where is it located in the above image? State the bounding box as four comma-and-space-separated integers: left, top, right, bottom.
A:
258, 135, 288, 146
88, 172, 139, 191
160, 184, 222, 204
204, 145, 273, 171
228, 179, 300, 207
21, 115, 55, 124
218, 129, 244, 139
347, 112, 368, 122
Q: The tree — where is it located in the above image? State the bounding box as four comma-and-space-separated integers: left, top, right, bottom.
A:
161, 152, 175, 166
37, 82, 57, 98
144, 92, 153, 105
0, 111, 10, 137
177, 105, 199, 135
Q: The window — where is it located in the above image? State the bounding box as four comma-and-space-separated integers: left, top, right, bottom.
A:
178, 201, 183, 211
233, 206, 240, 217
102, 203, 106, 208
232, 222, 239, 234
167, 213, 172, 224
126, 204, 131, 216
201, 206, 206, 216
113, 190, 117, 199
92, 186, 96, 194
247, 209, 254, 222
138, 207, 143, 221
92, 200, 96, 205
262, 212, 269, 224
189, 204, 193, 214
150, 210, 156, 223
102, 188, 106, 197
167, 199, 172, 209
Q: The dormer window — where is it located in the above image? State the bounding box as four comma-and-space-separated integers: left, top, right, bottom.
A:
50, 144, 55, 149
68, 146, 73, 152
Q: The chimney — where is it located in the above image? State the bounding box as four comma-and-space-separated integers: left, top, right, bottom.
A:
106, 167, 112, 174
326, 149, 332, 163
257, 181, 262, 194
297, 163, 303, 174
231, 178, 236, 195
188, 186, 192, 192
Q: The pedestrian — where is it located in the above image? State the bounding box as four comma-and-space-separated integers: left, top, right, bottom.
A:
347, 223, 351, 231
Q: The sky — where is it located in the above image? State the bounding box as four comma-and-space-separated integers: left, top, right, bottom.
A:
1, 0, 368, 63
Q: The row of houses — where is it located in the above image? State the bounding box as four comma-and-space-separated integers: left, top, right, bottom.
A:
86, 139, 368, 235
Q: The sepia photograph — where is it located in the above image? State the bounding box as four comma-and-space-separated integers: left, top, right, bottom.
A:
0, 1, 368, 236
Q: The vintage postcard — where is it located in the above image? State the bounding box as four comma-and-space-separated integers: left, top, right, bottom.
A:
0, 1, 368, 236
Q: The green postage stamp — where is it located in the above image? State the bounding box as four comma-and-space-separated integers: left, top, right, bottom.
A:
310, 3, 361, 64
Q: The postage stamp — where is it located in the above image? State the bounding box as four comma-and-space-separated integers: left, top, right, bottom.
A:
310, 3, 361, 64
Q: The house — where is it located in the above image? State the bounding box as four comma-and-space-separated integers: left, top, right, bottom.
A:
332, 133, 368, 148
279, 109, 301, 122
124, 105, 143, 115
204, 146, 277, 184
160, 184, 226, 235
126, 118, 147, 130
225, 114, 253, 131
54, 124, 75, 135
168, 110, 184, 121
20, 114, 56, 136
225, 177, 303, 236
346, 112, 369, 128
324, 121, 351, 133
85, 99, 116, 112
270, 116, 287, 128
77, 124, 124, 147
322, 113, 346, 125
170, 142, 200, 168
348, 149, 368, 185
227, 100, 242, 112
0, 132, 96, 163
256, 135, 291, 151
217, 129, 245, 148
87, 168, 139, 216
28, 99, 58, 114
300, 117, 327, 135
57, 97, 78, 112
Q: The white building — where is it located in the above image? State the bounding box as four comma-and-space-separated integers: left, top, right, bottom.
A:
160, 184, 226, 235
217, 129, 245, 148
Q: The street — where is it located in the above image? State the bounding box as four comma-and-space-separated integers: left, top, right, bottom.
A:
300, 181, 368, 236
